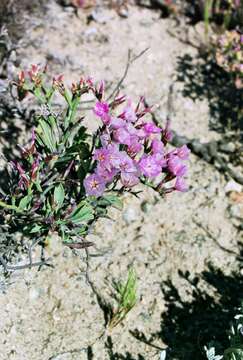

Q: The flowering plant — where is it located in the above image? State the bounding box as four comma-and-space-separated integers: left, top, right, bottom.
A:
216, 30, 243, 89
0, 65, 189, 264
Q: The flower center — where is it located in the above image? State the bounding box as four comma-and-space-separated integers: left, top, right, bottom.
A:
91, 180, 99, 189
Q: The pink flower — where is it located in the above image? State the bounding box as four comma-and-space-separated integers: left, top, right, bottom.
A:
94, 145, 122, 171
28, 64, 39, 81
113, 127, 131, 146
168, 156, 187, 177
126, 123, 139, 136
117, 152, 138, 173
152, 139, 164, 154
142, 123, 161, 136
138, 155, 162, 178
136, 127, 147, 139
120, 172, 139, 187
174, 177, 188, 192
162, 120, 173, 144
95, 165, 118, 183
122, 100, 137, 123
18, 70, 25, 86
100, 133, 112, 147
85, 76, 94, 87
109, 117, 126, 129
176, 145, 190, 160
153, 152, 166, 167
84, 174, 106, 197
93, 148, 109, 163
127, 137, 143, 155
106, 144, 122, 168
93, 102, 110, 124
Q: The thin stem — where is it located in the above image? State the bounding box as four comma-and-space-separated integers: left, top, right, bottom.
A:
0, 255, 53, 272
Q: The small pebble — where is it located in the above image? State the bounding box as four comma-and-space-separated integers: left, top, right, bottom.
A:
29, 288, 41, 301
122, 206, 139, 224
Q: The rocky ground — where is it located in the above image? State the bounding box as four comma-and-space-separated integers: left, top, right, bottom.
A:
0, 2, 242, 360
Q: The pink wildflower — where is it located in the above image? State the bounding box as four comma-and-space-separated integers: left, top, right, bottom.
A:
176, 145, 190, 160
152, 139, 164, 154
121, 100, 137, 123
127, 137, 143, 155
174, 177, 188, 192
138, 155, 162, 178
117, 152, 138, 173
95, 165, 118, 183
93, 148, 110, 164
107, 144, 123, 168
153, 153, 166, 167
142, 123, 161, 136
28, 64, 39, 81
84, 174, 106, 197
93, 102, 110, 124
113, 127, 131, 146
120, 172, 139, 187
168, 156, 187, 177
18, 70, 25, 85
162, 120, 173, 144
109, 117, 126, 129
100, 133, 112, 147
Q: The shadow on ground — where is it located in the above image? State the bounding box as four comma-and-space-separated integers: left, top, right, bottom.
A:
176, 53, 243, 134
130, 264, 243, 360
103, 261, 242, 360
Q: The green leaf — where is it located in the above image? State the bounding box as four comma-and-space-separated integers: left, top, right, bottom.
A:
54, 183, 65, 210
18, 194, 32, 211
46, 87, 55, 103
36, 119, 57, 152
224, 348, 243, 360
34, 87, 46, 104
29, 224, 43, 233
109, 268, 137, 330
69, 202, 94, 224
101, 194, 123, 210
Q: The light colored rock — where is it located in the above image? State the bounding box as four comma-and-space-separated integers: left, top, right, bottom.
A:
225, 180, 242, 194
122, 206, 140, 224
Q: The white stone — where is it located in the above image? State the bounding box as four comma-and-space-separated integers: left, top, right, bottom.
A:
225, 180, 242, 194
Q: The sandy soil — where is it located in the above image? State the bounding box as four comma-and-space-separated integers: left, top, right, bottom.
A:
0, 2, 242, 360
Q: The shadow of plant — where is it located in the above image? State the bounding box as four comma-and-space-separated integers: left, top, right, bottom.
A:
105, 336, 145, 360
130, 264, 243, 360
176, 53, 243, 134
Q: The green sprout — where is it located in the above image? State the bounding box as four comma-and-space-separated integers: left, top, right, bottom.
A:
108, 268, 137, 330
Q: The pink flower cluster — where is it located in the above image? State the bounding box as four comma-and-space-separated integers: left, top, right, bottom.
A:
84, 96, 190, 197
